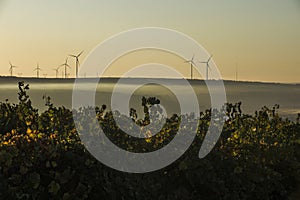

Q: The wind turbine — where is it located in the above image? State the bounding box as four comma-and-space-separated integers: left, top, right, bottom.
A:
43, 73, 47, 78
69, 51, 83, 78
235, 62, 238, 82
9, 61, 17, 77
185, 54, 196, 80
34, 63, 42, 78
200, 55, 213, 80
53, 67, 59, 78
59, 58, 70, 78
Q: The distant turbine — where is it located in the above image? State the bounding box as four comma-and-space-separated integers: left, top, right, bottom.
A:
69, 51, 83, 78
34, 63, 42, 78
9, 61, 17, 77
17, 73, 22, 77
235, 62, 238, 82
200, 55, 213, 80
185, 54, 196, 80
53, 67, 59, 78
43, 73, 47, 78
59, 58, 70, 78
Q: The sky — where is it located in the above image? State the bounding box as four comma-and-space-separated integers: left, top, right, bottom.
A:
0, 0, 299, 83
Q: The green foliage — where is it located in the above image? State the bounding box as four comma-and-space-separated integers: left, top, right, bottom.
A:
0, 82, 299, 199
0, 82, 39, 134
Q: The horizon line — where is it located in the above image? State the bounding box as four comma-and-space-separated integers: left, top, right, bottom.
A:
0, 75, 299, 85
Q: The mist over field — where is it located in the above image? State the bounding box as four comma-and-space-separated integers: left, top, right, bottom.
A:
0, 77, 299, 120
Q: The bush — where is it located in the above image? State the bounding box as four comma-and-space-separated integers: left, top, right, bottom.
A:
0, 82, 299, 199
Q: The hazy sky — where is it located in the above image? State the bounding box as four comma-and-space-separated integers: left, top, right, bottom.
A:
0, 0, 299, 82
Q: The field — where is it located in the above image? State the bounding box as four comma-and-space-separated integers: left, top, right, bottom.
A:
0, 82, 300, 199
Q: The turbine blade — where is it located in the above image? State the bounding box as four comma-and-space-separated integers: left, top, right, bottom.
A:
69, 54, 76, 57
208, 55, 213, 62
77, 51, 83, 57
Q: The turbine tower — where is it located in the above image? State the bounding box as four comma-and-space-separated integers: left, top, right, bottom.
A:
60, 58, 70, 78
69, 51, 83, 78
200, 55, 213, 80
185, 54, 196, 80
9, 61, 17, 77
34, 63, 42, 78
53, 67, 59, 78
235, 62, 238, 82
